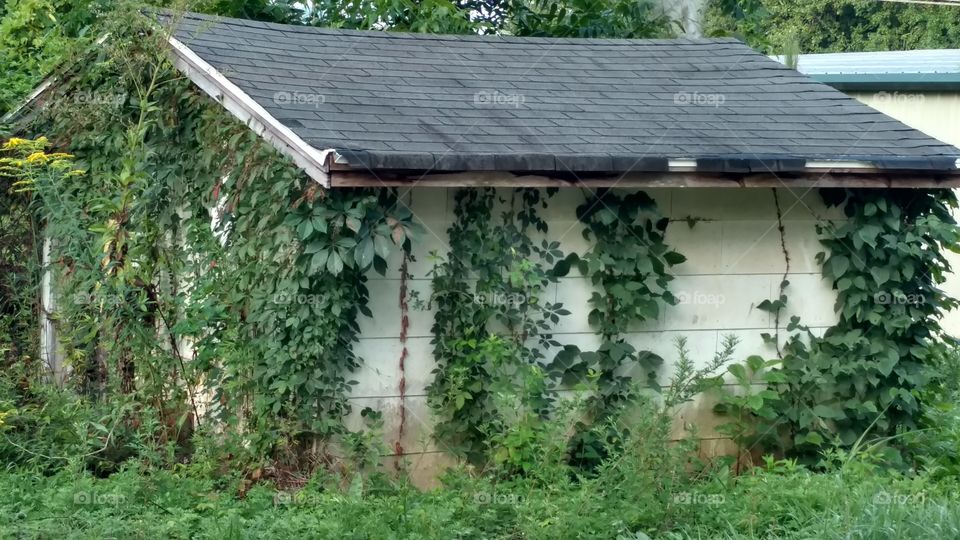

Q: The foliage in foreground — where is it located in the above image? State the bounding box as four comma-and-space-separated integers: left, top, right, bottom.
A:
2, 448, 959, 539
4, 361, 960, 540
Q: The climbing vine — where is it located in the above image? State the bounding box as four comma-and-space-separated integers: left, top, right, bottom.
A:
9, 9, 415, 467
7, 3, 960, 481
550, 189, 685, 466
721, 188, 959, 462
427, 187, 567, 464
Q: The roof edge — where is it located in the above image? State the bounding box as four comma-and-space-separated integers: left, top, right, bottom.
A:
329, 169, 960, 188
330, 150, 960, 175
167, 35, 332, 188
811, 73, 960, 92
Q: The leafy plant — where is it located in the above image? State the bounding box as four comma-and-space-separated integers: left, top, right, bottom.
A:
549, 189, 685, 468
428, 188, 568, 465
711, 355, 786, 467
734, 188, 959, 464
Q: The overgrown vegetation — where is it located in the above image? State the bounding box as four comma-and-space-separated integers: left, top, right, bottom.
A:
713, 189, 960, 469
428, 187, 567, 466
3, 2, 960, 539
4, 405, 960, 539
4, 7, 420, 472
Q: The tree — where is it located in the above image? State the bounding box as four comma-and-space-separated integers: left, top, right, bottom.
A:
704, 0, 960, 54
509, 0, 674, 38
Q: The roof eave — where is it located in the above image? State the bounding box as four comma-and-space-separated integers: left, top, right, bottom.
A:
327, 167, 960, 188
167, 35, 333, 188
811, 73, 960, 92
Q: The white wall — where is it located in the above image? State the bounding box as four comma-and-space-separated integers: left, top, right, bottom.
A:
347, 186, 843, 484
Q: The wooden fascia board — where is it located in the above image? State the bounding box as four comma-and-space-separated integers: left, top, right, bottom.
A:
329, 170, 960, 188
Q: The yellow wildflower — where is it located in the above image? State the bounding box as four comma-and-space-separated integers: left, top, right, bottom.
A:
3, 138, 28, 149
26, 152, 49, 163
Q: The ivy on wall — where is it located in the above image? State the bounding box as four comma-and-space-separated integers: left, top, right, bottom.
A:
550, 189, 685, 467
783, 189, 958, 453
716, 188, 960, 463
426, 187, 688, 470
14, 10, 414, 465
427, 187, 567, 464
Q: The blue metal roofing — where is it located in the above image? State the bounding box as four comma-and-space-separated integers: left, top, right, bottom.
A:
776, 49, 960, 90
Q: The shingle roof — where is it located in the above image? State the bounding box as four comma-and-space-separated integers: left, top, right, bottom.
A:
170, 12, 960, 173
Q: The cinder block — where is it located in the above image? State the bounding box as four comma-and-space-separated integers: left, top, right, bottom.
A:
720, 220, 786, 275
664, 274, 772, 331
672, 188, 776, 221
664, 221, 723, 275
779, 274, 839, 328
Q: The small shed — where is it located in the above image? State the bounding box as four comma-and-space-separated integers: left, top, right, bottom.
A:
15, 12, 960, 483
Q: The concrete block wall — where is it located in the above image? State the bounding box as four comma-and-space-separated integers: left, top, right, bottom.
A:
348, 186, 843, 484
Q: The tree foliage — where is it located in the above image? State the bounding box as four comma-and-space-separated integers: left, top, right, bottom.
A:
704, 0, 960, 54
0, 0, 677, 117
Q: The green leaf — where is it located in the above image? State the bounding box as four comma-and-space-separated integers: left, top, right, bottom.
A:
304, 241, 325, 254
636, 299, 659, 320
310, 250, 330, 273
355, 238, 375, 269
663, 251, 686, 265
345, 217, 362, 233
311, 216, 328, 234
803, 432, 825, 446
552, 257, 572, 277
812, 404, 844, 420
858, 224, 882, 248
295, 219, 313, 240
828, 255, 850, 279
373, 235, 392, 259
877, 349, 898, 377
326, 251, 344, 274
727, 364, 747, 383
870, 266, 890, 287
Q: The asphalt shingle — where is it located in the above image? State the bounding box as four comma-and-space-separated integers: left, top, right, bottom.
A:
170, 12, 960, 173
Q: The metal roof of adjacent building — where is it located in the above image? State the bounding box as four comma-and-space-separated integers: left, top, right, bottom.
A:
781, 49, 960, 91
167, 12, 960, 175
